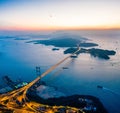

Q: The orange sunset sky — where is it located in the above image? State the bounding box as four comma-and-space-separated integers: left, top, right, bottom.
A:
0, 0, 120, 31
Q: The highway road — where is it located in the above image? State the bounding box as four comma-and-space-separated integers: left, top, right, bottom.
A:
0, 48, 80, 112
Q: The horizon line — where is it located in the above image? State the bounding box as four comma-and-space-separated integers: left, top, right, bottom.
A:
0, 26, 120, 31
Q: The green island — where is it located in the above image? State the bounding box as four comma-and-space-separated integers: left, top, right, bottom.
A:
64, 48, 116, 60
26, 36, 98, 47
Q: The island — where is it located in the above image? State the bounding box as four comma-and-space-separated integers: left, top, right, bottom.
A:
52, 48, 60, 51
14, 37, 30, 40
64, 48, 116, 60
26, 36, 116, 60
26, 35, 98, 47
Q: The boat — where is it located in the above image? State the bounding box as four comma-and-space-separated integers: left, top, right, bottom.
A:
62, 67, 69, 69
71, 54, 77, 58
97, 85, 103, 89
52, 48, 60, 51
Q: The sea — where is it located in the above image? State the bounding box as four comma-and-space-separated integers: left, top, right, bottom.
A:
0, 30, 120, 113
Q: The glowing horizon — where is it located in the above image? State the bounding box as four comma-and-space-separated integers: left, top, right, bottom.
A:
0, 0, 120, 31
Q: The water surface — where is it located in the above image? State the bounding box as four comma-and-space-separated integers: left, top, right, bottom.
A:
0, 30, 120, 113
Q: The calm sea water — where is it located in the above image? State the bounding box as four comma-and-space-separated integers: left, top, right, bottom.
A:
0, 30, 120, 113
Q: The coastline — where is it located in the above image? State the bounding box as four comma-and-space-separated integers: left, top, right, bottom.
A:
27, 85, 108, 113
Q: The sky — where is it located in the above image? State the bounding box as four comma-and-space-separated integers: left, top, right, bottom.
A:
0, 0, 120, 31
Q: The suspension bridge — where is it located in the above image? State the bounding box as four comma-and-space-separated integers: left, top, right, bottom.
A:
0, 48, 80, 112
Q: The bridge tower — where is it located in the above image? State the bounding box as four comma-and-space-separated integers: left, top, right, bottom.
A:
77, 44, 80, 50
36, 66, 41, 77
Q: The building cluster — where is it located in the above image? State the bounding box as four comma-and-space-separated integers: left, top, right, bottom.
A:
31, 99, 97, 113
31, 105, 84, 113
78, 98, 97, 112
